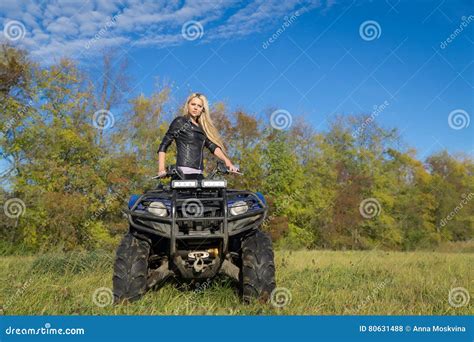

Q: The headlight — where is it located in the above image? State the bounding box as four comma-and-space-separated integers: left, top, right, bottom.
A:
148, 201, 168, 217
229, 201, 249, 216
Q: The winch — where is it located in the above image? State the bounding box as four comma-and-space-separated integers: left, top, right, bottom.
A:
188, 251, 209, 272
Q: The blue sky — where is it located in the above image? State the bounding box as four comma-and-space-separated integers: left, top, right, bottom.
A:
1, 0, 473, 158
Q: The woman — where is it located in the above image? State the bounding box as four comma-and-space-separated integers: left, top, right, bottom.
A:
157, 93, 238, 180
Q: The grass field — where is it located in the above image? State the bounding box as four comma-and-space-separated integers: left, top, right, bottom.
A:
0, 249, 472, 315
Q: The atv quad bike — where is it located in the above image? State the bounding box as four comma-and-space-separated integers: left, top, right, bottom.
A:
113, 162, 276, 303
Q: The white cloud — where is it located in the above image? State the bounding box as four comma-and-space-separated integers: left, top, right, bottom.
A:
46, 16, 79, 36
21, 13, 39, 29
0, 0, 332, 64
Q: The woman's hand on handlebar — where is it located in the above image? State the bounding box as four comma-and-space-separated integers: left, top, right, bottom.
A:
225, 160, 240, 173
157, 169, 167, 178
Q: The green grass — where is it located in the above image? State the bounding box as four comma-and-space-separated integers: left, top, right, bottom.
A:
0, 250, 472, 315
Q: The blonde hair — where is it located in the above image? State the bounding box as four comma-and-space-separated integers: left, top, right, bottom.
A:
182, 92, 227, 155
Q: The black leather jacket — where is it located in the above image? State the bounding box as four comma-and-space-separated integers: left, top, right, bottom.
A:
157, 116, 218, 170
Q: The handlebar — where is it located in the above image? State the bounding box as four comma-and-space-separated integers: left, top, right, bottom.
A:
152, 162, 243, 180
151, 165, 184, 180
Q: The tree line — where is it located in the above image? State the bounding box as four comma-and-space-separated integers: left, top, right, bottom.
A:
1, 45, 472, 253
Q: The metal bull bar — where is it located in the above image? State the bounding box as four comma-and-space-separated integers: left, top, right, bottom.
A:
169, 187, 229, 258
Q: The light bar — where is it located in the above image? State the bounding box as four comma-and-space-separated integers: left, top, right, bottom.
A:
172, 180, 198, 188
201, 180, 227, 188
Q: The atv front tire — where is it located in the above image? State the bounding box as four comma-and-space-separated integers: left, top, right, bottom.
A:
113, 233, 150, 303
240, 230, 276, 303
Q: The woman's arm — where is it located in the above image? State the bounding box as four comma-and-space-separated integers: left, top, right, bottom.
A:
213, 147, 239, 172
204, 137, 239, 172
157, 152, 166, 176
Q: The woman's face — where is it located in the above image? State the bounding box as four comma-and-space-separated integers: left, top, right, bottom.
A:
188, 97, 204, 119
